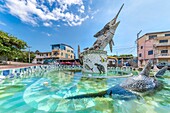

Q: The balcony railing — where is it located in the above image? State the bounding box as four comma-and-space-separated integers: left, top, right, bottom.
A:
36, 55, 59, 59
156, 53, 170, 58
154, 43, 170, 47
36, 55, 51, 58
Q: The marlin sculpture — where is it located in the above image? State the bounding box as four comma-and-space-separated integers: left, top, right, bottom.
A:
78, 4, 124, 64
66, 60, 168, 100
87, 4, 124, 52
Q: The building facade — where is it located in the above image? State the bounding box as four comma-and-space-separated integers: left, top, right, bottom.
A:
137, 31, 170, 67
33, 44, 74, 64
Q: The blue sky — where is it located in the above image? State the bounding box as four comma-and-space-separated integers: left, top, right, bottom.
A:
0, 0, 170, 58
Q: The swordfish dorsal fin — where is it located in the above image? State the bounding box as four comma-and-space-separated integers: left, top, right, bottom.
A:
139, 60, 152, 77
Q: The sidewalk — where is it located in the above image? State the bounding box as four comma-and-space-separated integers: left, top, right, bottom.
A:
0, 61, 41, 69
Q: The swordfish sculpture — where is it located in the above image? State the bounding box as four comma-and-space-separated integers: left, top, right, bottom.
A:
78, 4, 124, 65
66, 60, 168, 100
85, 4, 124, 52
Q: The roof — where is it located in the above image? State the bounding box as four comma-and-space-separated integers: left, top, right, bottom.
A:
137, 30, 170, 41
36, 51, 51, 54
51, 43, 74, 49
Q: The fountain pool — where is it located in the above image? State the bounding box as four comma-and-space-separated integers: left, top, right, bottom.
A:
0, 69, 169, 113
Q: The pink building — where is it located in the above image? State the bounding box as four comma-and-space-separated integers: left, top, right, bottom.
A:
137, 31, 170, 67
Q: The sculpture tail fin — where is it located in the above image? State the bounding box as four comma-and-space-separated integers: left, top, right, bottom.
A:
109, 39, 114, 52
155, 66, 168, 77
139, 60, 152, 77
66, 91, 107, 99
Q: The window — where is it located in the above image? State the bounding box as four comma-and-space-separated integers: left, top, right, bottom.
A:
60, 45, 66, 50
148, 50, 153, 55
161, 50, 168, 53
159, 40, 168, 43
67, 50, 70, 52
141, 46, 143, 49
65, 53, 68, 58
139, 53, 142, 57
53, 52, 59, 55
61, 52, 63, 56
165, 34, 170, 36
52, 45, 60, 50
149, 35, 157, 39
71, 50, 73, 53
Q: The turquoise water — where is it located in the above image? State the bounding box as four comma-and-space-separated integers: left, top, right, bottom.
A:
0, 69, 170, 113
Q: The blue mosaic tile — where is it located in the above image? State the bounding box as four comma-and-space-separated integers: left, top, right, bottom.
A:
3, 70, 10, 76
8, 74, 14, 78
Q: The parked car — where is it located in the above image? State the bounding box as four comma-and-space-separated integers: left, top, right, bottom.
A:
156, 62, 170, 70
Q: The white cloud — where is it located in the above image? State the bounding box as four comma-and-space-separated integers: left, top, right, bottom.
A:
78, 5, 85, 13
48, 0, 56, 6
1, 0, 93, 26
47, 33, 52, 37
42, 32, 52, 37
89, 0, 93, 4
43, 22, 52, 27
0, 4, 6, 12
57, 0, 83, 6
0, 21, 6, 26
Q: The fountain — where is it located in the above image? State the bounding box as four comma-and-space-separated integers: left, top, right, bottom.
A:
80, 4, 124, 74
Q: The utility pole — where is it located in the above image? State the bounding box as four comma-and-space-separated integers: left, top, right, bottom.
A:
78, 45, 80, 59
136, 30, 142, 55
28, 46, 31, 63
136, 30, 142, 67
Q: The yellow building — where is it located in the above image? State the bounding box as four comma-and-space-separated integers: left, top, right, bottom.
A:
33, 43, 75, 64
137, 31, 170, 67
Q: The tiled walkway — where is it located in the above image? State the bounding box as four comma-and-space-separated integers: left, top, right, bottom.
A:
0, 64, 41, 69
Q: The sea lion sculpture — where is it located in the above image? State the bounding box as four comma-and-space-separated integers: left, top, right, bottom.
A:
94, 63, 105, 74
66, 60, 168, 99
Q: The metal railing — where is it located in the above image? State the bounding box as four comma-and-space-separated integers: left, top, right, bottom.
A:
154, 43, 170, 47
157, 53, 170, 57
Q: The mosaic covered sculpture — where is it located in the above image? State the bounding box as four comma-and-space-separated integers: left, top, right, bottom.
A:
84, 4, 124, 52
66, 60, 168, 99
80, 4, 124, 74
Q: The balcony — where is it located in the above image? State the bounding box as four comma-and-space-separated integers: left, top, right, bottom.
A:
35, 55, 52, 59
154, 43, 170, 47
156, 54, 170, 58
52, 49, 61, 52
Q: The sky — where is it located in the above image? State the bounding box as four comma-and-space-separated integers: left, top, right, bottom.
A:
0, 0, 170, 58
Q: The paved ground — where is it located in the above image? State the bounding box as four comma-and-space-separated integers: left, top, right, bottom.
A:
0, 61, 41, 69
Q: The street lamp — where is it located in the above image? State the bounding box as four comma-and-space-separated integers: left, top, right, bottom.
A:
28, 46, 31, 63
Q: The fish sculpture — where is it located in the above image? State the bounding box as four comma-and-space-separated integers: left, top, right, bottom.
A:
84, 64, 93, 72
66, 60, 168, 100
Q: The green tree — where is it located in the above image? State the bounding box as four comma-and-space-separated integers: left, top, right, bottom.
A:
17, 51, 35, 63
119, 54, 133, 58
0, 30, 28, 61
